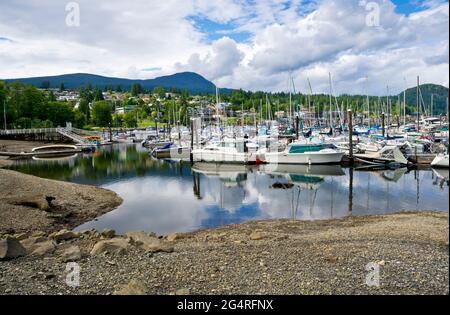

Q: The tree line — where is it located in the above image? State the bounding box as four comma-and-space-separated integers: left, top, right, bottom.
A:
1, 80, 442, 131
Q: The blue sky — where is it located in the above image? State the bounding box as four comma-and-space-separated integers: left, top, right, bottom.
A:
188, 16, 253, 43
188, 0, 447, 44
393, 0, 443, 14
0, 0, 448, 94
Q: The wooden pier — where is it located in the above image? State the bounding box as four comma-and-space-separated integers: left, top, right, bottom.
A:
0, 127, 99, 145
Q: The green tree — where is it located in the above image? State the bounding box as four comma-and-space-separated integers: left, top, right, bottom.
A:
153, 86, 165, 99
131, 84, 142, 97
93, 86, 104, 101
59, 83, 65, 92
92, 101, 112, 127
15, 117, 32, 129
78, 99, 91, 123
48, 90, 56, 102
41, 102, 74, 127
124, 111, 138, 128
73, 109, 87, 128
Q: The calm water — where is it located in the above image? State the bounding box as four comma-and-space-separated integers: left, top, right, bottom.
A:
9, 144, 449, 235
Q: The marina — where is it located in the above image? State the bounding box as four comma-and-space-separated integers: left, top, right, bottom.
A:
7, 143, 448, 235
0, 0, 448, 297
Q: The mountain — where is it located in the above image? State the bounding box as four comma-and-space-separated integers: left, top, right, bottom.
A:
399, 83, 449, 115
4, 72, 218, 94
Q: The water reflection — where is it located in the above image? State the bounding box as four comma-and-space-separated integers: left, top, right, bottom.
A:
9, 144, 449, 235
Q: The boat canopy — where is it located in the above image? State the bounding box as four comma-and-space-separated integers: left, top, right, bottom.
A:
288, 144, 334, 154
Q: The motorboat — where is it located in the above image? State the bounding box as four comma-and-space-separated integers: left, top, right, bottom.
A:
354, 145, 409, 167
264, 141, 344, 165
152, 143, 191, 159
192, 137, 259, 164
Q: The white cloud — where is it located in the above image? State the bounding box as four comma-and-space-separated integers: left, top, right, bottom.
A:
0, 0, 448, 95
175, 37, 245, 83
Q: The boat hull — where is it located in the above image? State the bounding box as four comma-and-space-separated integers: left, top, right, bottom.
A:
154, 147, 191, 159
264, 151, 344, 165
431, 155, 449, 168
192, 150, 258, 164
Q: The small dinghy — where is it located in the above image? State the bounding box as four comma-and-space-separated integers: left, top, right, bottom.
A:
31, 145, 78, 153
30, 145, 81, 158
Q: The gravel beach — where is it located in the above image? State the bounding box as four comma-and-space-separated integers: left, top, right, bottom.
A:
0, 212, 448, 295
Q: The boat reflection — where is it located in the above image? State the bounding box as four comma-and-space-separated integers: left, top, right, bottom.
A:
192, 162, 250, 188
260, 164, 345, 190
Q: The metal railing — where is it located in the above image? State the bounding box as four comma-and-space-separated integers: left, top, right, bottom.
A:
0, 128, 58, 135
0, 127, 98, 145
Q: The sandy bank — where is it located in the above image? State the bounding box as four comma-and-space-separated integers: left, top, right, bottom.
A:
0, 169, 123, 234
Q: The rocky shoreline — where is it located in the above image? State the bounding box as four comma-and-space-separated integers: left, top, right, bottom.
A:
1, 212, 448, 295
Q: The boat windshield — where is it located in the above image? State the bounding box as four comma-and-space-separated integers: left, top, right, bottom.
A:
220, 141, 245, 153
288, 144, 335, 154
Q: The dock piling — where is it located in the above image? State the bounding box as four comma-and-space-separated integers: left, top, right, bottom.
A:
347, 109, 353, 162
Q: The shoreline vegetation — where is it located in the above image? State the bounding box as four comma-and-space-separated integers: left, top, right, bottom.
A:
0, 140, 449, 295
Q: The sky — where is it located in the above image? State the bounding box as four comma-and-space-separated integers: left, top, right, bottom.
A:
0, 0, 448, 95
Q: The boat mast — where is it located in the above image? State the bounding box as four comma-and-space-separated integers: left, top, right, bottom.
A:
416, 76, 420, 131
431, 94, 434, 117
289, 73, 293, 127
403, 78, 407, 127
366, 76, 370, 128
328, 73, 333, 130
307, 78, 314, 128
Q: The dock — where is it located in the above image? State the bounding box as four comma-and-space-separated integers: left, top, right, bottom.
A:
0, 127, 99, 146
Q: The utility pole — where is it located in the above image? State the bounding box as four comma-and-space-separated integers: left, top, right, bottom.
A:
3, 98, 6, 131
348, 109, 353, 161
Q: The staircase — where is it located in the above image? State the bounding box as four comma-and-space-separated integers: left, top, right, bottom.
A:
56, 128, 94, 146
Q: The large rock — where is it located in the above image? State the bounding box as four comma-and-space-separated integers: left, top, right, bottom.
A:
50, 229, 78, 242
90, 238, 130, 256
60, 245, 82, 262
125, 231, 154, 244
31, 241, 56, 257
14, 232, 31, 241
113, 279, 148, 295
167, 233, 184, 242
0, 237, 27, 260
9, 194, 54, 211
175, 288, 191, 295
249, 231, 264, 241
101, 229, 116, 239
20, 236, 49, 253
126, 231, 173, 253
